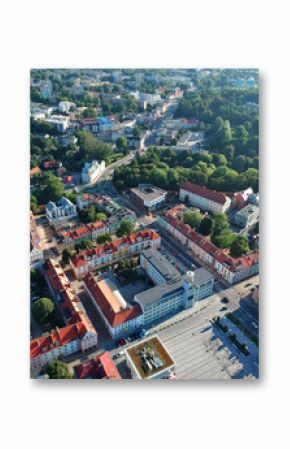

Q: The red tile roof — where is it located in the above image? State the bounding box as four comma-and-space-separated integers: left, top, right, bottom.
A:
163, 207, 258, 274
84, 273, 142, 327
74, 352, 121, 379
30, 322, 88, 359
30, 166, 41, 176
180, 182, 228, 205
44, 258, 95, 333
71, 229, 160, 268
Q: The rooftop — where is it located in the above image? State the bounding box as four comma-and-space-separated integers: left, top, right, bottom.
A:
131, 183, 167, 202
141, 248, 181, 283
125, 335, 175, 379
84, 273, 142, 327
74, 352, 121, 379
180, 182, 229, 205
135, 267, 213, 307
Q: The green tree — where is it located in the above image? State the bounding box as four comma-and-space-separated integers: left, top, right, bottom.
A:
95, 212, 106, 221
32, 298, 55, 325
230, 235, 250, 258
96, 233, 112, 244
212, 229, 236, 249
41, 172, 65, 203
82, 107, 96, 118
116, 136, 127, 151
75, 239, 94, 251
116, 220, 134, 237
183, 210, 203, 229
45, 361, 73, 379
62, 248, 74, 264
213, 212, 229, 236
198, 216, 214, 236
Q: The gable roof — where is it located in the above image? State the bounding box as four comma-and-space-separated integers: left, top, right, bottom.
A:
74, 352, 121, 379
84, 273, 142, 327
30, 322, 88, 359
180, 182, 228, 205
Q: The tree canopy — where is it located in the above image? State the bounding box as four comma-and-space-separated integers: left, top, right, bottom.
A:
32, 298, 55, 325
116, 220, 134, 237
230, 235, 250, 258
45, 361, 73, 379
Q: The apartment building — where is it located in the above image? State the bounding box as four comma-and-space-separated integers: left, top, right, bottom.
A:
81, 160, 105, 184
70, 229, 161, 279
157, 205, 259, 284
179, 182, 231, 213
46, 197, 77, 223
30, 322, 97, 370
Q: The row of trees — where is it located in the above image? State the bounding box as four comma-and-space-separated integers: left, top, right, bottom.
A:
113, 146, 259, 193
182, 210, 250, 257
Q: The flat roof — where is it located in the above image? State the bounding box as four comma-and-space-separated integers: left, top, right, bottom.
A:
135, 267, 213, 307
141, 248, 181, 283
125, 335, 175, 379
131, 184, 167, 202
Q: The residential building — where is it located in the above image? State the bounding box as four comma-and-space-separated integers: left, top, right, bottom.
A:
234, 204, 259, 228
30, 166, 41, 177
139, 92, 161, 105
81, 160, 105, 184
30, 211, 43, 266
179, 182, 231, 213
46, 197, 77, 224
44, 115, 70, 132
74, 352, 121, 379
58, 101, 76, 113
84, 274, 143, 340
42, 160, 63, 171
125, 336, 176, 380
157, 205, 259, 284
129, 184, 167, 213
30, 322, 97, 370
39, 80, 53, 99
112, 70, 122, 82
30, 258, 98, 371
135, 269, 214, 326
70, 229, 161, 279
57, 208, 136, 247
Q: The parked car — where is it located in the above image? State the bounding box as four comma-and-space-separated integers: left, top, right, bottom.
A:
118, 338, 126, 347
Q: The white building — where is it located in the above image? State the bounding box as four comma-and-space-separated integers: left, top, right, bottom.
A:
44, 115, 70, 132
81, 160, 105, 184
46, 197, 77, 223
58, 101, 76, 113
179, 182, 231, 213
139, 92, 161, 105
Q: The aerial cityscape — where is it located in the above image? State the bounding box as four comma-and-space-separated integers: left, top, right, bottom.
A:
30, 68, 259, 380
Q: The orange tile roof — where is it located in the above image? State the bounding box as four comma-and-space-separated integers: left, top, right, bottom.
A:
30, 166, 41, 176
84, 273, 142, 327
30, 322, 88, 359
71, 229, 160, 268
74, 351, 121, 379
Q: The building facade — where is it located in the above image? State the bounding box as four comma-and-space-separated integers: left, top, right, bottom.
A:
46, 197, 77, 223
179, 182, 231, 213
70, 229, 161, 279
81, 160, 105, 184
